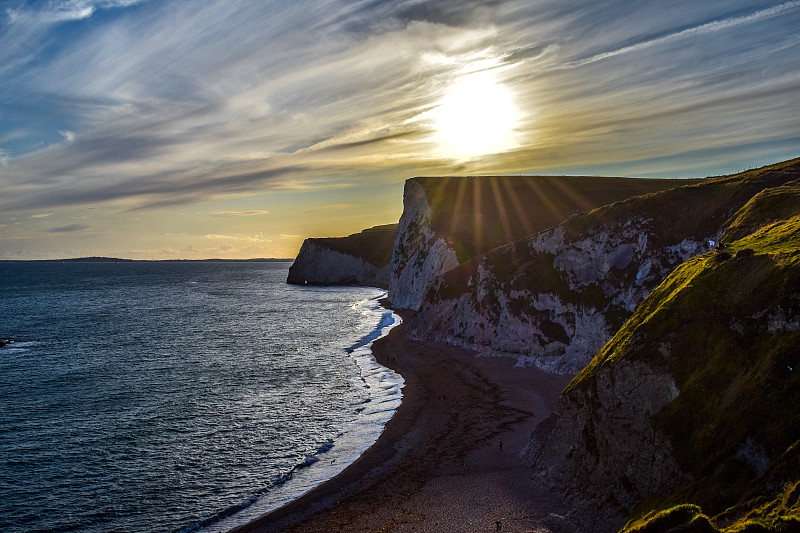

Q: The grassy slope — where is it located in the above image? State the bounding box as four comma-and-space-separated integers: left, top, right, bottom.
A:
413, 175, 696, 262
565, 173, 800, 532
566, 159, 800, 248
307, 224, 397, 268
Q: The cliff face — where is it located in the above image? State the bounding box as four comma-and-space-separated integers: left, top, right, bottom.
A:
526, 169, 800, 533
388, 175, 695, 310
287, 224, 396, 288
529, 359, 686, 531
388, 179, 460, 309
409, 161, 800, 374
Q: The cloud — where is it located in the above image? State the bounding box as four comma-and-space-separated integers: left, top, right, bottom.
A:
209, 210, 270, 217
31, 213, 54, 218
48, 223, 90, 233
204, 233, 271, 243
0, 129, 29, 144
6, 1, 146, 24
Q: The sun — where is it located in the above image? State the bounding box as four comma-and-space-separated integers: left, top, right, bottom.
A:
431, 72, 519, 160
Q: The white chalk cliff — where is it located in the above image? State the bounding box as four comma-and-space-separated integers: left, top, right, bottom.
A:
388, 179, 460, 310
287, 224, 396, 289
287, 240, 390, 288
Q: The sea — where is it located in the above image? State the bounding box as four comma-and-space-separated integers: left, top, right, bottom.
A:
0, 260, 403, 533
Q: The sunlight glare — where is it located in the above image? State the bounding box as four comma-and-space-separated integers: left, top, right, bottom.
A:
432, 71, 519, 159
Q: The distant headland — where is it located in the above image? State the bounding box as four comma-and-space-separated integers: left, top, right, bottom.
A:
0, 257, 293, 263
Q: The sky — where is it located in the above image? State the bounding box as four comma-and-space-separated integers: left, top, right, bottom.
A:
0, 0, 798, 260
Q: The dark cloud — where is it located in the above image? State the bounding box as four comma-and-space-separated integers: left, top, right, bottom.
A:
48, 223, 91, 233
318, 130, 423, 152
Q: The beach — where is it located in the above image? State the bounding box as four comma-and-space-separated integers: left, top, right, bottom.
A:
231, 311, 571, 532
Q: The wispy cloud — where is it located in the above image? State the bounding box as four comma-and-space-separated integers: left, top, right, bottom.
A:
562, 0, 800, 69
31, 213, 54, 219
204, 233, 271, 243
209, 210, 270, 217
6, 0, 146, 24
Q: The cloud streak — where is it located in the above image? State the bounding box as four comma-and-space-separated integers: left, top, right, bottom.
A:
210, 210, 270, 217
6, 0, 146, 23
562, 0, 800, 69
48, 223, 91, 233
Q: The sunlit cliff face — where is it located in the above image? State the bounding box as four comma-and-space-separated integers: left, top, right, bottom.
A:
430, 70, 520, 160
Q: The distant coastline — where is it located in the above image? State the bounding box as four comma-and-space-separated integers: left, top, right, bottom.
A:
0, 257, 293, 263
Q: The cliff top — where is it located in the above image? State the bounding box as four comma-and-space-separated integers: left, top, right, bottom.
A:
408, 175, 700, 261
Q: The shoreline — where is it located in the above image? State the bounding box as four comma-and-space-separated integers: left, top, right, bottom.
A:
230, 310, 571, 532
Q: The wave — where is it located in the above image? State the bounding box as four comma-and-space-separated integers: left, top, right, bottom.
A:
175, 439, 337, 533
0, 339, 35, 353
346, 296, 398, 355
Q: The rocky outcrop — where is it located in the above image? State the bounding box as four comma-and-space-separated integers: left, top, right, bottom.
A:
526, 173, 800, 532
287, 240, 390, 288
388, 175, 695, 310
287, 224, 396, 288
526, 360, 686, 532
409, 161, 800, 374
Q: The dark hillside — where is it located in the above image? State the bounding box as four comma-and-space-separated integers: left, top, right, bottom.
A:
305, 224, 397, 268
413, 175, 697, 262
287, 224, 397, 288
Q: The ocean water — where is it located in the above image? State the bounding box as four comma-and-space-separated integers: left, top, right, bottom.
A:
0, 261, 402, 532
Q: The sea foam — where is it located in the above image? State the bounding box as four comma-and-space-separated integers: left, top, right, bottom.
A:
203, 292, 404, 533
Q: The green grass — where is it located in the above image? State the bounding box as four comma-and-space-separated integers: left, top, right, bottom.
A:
567, 159, 800, 249
722, 182, 800, 243
723, 480, 800, 532
620, 504, 711, 533
620, 480, 800, 533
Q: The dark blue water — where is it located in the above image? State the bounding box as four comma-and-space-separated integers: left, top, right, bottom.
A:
0, 261, 402, 532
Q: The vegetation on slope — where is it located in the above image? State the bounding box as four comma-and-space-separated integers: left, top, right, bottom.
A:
565, 175, 800, 533
621, 480, 800, 533
566, 159, 800, 249
307, 223, 397, 267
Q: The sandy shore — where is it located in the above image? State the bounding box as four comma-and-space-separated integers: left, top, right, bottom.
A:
231, 312, 570, 532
